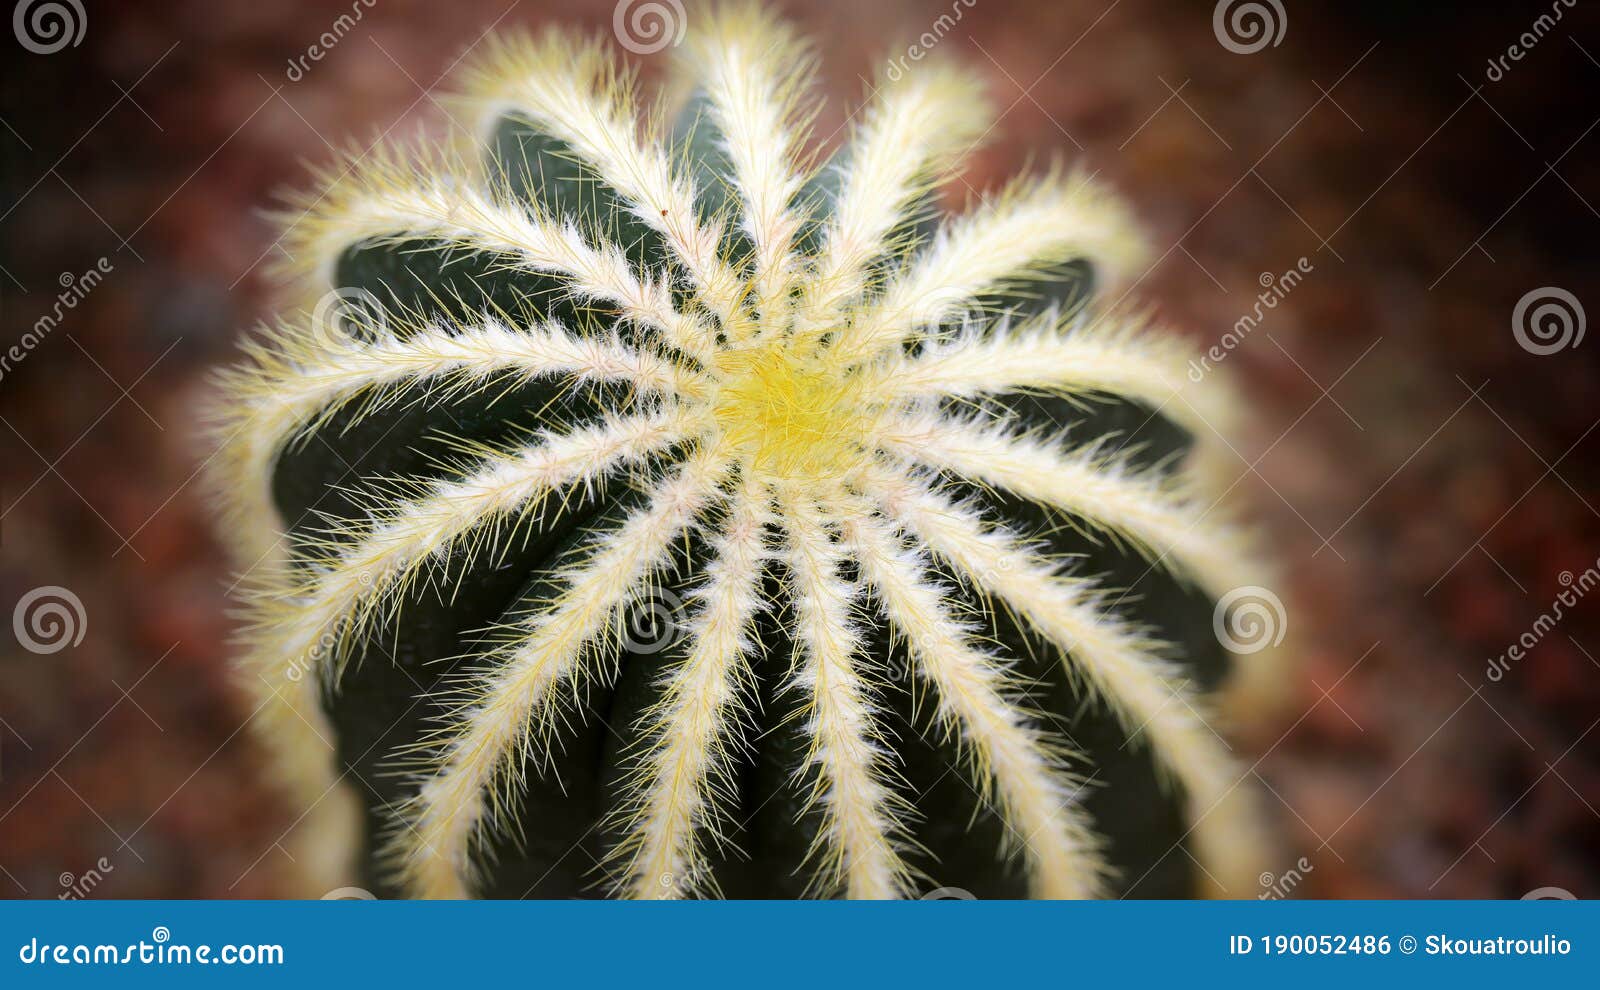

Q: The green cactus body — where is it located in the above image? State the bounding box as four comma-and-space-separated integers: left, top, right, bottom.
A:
212, 7, 1274, 899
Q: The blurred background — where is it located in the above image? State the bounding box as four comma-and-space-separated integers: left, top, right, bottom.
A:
1, 0, 1597, 898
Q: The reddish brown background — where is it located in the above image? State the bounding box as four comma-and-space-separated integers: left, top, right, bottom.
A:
1, 0, 1597, 898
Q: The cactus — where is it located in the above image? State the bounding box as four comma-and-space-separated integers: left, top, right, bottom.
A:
211, 7, 1275, 900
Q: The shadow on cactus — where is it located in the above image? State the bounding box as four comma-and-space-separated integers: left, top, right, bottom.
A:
209, 6, 1282, 899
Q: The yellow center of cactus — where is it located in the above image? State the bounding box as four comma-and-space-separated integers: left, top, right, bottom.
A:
712, 339, 864, 481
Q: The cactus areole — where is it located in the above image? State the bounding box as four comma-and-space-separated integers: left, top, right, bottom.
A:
211, 8, 1274, 899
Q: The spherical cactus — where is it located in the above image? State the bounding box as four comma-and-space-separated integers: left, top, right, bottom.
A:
211, 6, 1277, 900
